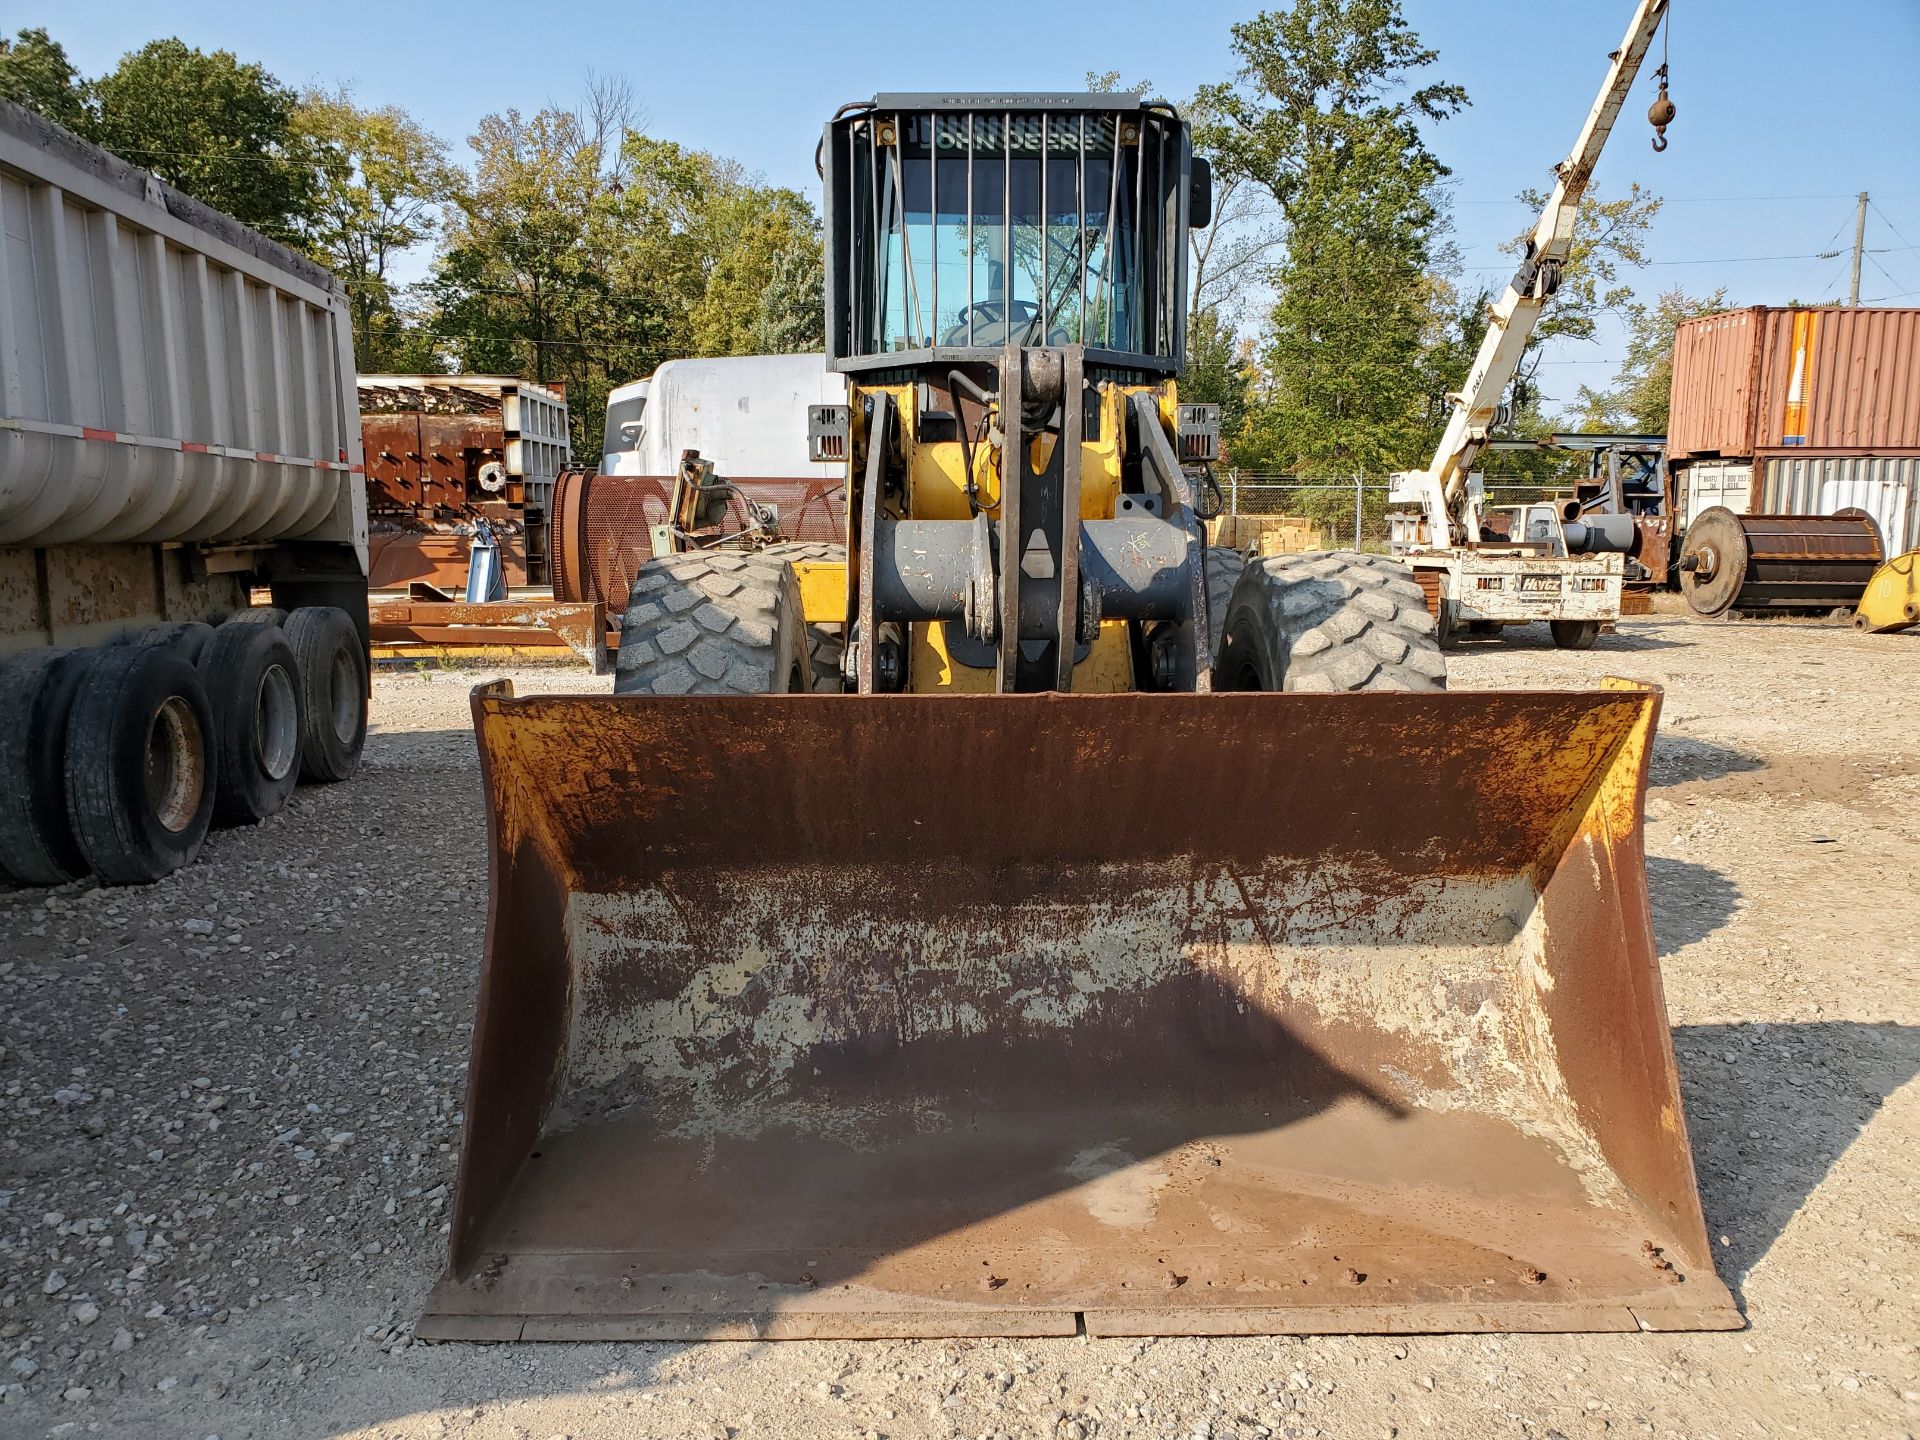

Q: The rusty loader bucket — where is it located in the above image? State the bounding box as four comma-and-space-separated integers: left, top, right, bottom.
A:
420, 682, 1739, 1340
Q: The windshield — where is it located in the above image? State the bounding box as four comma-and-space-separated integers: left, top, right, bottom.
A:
831, 104, 1185, 363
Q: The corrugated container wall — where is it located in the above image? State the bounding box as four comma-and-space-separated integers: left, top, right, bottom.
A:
1669, 306, 1920, 460
1761, 453, 1919, 555
0, 102, 364, 551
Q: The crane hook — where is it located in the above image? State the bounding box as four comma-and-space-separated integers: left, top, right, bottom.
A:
1648, 64, 1676, 152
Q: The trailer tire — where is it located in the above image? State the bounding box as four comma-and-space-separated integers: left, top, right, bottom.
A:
1551, 619, 1602, 650
0, 647, 98, 885
760, 542, 845, 692
615, 552, 810, 696
1216, 551, 1447, 692
1203, 544, 1250, 666
225, 606, 290, 629
285, 607, 368, 783
132, 621, 216, 663
64, 645, 215, 885
198, 622, 304, 825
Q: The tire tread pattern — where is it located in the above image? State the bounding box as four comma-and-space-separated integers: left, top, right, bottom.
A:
614, 551, 809, 696
1221, 551, 1447, 692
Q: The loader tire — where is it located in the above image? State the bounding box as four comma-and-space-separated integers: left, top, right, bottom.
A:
615, 552, 811, 696
0, 647, 97, 885
1216, 551, 1447, 692
1203, 544, 1250, 666
760, 541, 846, 692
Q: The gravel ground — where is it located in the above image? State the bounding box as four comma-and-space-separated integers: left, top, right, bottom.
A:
2, 613, 1917, 1440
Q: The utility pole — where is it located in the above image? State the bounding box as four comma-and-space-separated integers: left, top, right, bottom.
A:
1850, 191, 1869, 306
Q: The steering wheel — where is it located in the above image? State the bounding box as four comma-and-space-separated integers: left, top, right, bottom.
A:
945, 299, 1041, 343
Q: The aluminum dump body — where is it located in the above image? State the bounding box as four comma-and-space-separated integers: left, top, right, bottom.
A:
423, 683, 1738, 1341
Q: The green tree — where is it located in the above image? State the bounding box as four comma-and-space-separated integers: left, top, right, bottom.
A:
90, 39, 316, 243
1205, 0, 1467, 499
1571, 286, 1729, 433
750, 231, 826, 353
0, 27, 89, 131
1183, 307, 1255, 446
295, 88, 458, 369
1506, 183, 1662, 397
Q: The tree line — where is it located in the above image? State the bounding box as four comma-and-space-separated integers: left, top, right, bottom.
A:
2, 10, 1721, 478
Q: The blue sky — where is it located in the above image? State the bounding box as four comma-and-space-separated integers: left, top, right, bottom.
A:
37, 0, 1920, 408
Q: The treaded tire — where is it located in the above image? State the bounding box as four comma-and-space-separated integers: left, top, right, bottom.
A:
0, 647, 98, 885
131, 621, 216, 663
224, 606, 291, 629
1216, 551, 1447, 692
285, 607, 368, 783
761, 541, 845, 692
64, 645, 215, 885
1203, 545, 1250, 666
614, 551, 810, 696
1551, 619, 1602, 650
198, 622, 304, 825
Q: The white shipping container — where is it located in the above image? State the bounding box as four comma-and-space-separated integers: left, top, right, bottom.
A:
1678, 463, 1753, 530
1761, 453, 1919, 556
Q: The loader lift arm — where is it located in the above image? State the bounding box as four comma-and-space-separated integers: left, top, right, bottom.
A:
1395, 0, 1671, 546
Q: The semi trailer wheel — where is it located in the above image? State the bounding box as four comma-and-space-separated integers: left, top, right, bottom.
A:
198, 621, 304, 825
1551, 619, 1601, 650
759, 541, 847, 692
63, 644, 216, 885
1215, 551, 1447, 692
224, 605, 290, 628
614, 552, 810, 696
131, 621, 216, 663
0, 647, 98, 885
285, 607, 368, 784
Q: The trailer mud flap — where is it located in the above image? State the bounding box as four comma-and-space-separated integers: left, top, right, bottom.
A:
420, 682, 1740, 1340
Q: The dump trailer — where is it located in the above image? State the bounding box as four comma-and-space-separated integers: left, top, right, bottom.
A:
424, 78, 1737, 1342
0, 101, 370, 886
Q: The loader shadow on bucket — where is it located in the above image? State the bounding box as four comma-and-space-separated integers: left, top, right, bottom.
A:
421, 683, 1747, 1341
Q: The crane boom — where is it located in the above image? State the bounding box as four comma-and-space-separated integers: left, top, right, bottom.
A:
1393, 0, 1670, 546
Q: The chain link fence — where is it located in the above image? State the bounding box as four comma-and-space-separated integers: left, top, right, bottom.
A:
1213, 474, 1568, 553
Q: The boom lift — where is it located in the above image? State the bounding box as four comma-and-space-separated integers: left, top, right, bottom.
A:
425, 57, 1737, 1343
1389, 0, 1673, 650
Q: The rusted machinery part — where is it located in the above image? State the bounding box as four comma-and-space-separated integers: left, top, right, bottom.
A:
547, 469, 594, 604
1853, 548, 1920, 633
1678, 507, 1884, 618
550, 470, 848, 609
422, 682, 1741, 1342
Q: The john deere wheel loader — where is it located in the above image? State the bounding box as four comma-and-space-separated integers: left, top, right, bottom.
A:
426, 67, 1738, 1341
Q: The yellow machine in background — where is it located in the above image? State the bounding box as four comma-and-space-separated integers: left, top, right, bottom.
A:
1855, 548, 1920, 633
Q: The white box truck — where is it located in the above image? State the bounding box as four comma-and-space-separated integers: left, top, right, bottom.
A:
0, 101, 370, 885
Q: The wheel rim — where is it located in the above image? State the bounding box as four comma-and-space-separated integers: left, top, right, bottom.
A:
146, 696, 205, 833
326, 648, 359, 744
254, 662, 299, 780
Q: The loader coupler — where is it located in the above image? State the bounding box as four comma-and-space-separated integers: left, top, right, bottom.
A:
421, 683, 1739, 1341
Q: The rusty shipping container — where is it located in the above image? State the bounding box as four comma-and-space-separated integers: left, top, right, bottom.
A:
1668, 306, 1920, 460
1667, 307, 1920, 557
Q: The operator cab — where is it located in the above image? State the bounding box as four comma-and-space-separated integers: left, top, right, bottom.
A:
821, 94, 1210, 373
